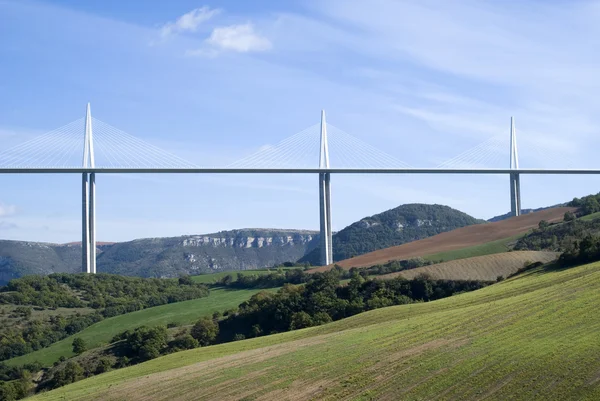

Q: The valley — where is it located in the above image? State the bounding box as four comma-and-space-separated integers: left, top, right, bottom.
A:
2, 194, 600, 400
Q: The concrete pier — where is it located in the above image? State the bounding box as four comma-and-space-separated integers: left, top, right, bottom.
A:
82, 173, 90, 273
89, 172, 96, 273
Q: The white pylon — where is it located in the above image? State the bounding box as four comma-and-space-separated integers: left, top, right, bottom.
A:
82, 103, 96, 273
319, 110, 330, 169
509, 117, 521, 217
319, 110, 333, 266
510, 116, 519, 169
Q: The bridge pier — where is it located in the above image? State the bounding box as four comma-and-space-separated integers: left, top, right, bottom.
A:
89, 172, 96, 273
82, 173, 90, 272
319, 172, 333, 265
510, 173, 521, 217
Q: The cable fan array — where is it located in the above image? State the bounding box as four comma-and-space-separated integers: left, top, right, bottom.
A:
0, 119, 85, 168
92, 119, 197, 168
227, 123, 412, 169
0, 115, 586, 170
435, 132, 580, 170
0, 118, 198, 169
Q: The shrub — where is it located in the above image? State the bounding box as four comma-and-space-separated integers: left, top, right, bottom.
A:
289, 312, 313, 330
72, 337, 86, 355
564, 211, 576, 222
95, 357, 112, 374
168, 334, 198, 352
190, 318, 219, 346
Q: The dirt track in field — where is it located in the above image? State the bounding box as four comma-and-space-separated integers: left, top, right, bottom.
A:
310, 207, 575, 272
377, 250, 559, 281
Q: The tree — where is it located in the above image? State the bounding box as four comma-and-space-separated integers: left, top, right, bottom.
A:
251, 324, 262, 338
582, 196, 600, 215
119, 326, 168, 362
0, 381, 17, 401
312, 312, 332, 326
220, 274, 233, 286
564, 211, 576, 222
538, 220, 550, 230
72, 337, 86, 355
178, 275, 194, 286
168, 334, 198, 351
289, 312, 313, 330
190, 318, 219, 346
95, 357, 112, 374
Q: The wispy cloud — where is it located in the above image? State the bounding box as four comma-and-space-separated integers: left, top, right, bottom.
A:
159, 6, 220, 40
0, 221, 18, 230
187, 23, 272, 57
0, 203, 17, 217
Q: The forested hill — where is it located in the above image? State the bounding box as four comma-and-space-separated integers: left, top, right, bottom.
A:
301, 204, 484, 264
0, 230, 318, 284
0, 205, 483, 281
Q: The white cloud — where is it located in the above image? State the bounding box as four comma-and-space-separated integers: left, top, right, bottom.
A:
188, 23, 272, 56
0, 203, 17, 217
160, 6, 220, 39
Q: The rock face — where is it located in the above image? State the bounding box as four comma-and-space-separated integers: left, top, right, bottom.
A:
0, 204, 485, 282
96, 229, 319, 278
0, 230, 319, 284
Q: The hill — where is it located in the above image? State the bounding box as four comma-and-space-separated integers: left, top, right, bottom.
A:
0, 229, 318, 284
0, 240, 84, 284
487, 204, 564, 222
96, 229, 318, 278
313, 206, 574, 271
301, 203, 484, 264
378, 250, 558, 281
5, 287, 270, 368
31, 260, 600, 400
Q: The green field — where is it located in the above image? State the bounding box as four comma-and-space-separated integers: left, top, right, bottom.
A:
579, 211, 600, 221
7, 288, 270, 367
190, 268, 291, 284
33, 261, 600, 400
422, 233, 524, 263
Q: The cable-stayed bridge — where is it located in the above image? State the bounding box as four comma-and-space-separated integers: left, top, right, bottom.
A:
0, 104, 596, 272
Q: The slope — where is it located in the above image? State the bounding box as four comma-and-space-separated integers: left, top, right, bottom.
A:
314, 206, 574, 271
32, 260, 600, 400
379, 250, 559, 281
0, 240, 83, 284
6, 288, 269, 367
301, 203, 484, 264
0, 229, 318, 283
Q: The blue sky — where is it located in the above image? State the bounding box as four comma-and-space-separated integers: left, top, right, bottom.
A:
2, 0, 600, 243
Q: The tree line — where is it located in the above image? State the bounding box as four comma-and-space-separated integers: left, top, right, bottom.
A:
0, 274, 209, 361
13, 270, 490, 399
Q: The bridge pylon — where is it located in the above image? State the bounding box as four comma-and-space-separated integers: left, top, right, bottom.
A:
319, 110, 333, 266
509, 117, 521, 217
82, 103, 97, 273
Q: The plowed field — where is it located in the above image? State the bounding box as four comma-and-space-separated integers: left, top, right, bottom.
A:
378, 250, 559, 281
311, 207, 574, 271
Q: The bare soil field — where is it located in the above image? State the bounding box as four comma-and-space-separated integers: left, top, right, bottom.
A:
377, 250, 559, 281
311, 207, 574, 272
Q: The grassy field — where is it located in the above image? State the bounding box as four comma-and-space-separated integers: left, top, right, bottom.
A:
191, 268, 294, 284
6, 288, 270, 367
422, 233, 524, 263
33, 261, 600, 400
382, 250, 558, 281
579, 211, 600, 221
